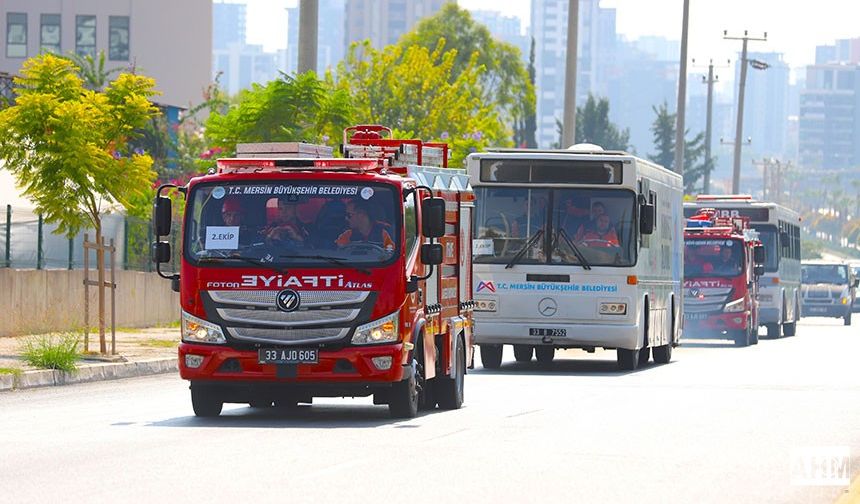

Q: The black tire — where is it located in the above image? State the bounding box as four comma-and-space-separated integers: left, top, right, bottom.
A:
249, 399, 273, 408
191, 385, 223, 417
480, 344, 503, 369
616, 348, 639, 371
637, 346, 650, 366
513, 345, 534, 362
750, 324, 760, 345
653, 343, 672, 363
844, 311, 852, 326
535, 346, 555, 364
733, 329, 750, 347
765, 323, 780, 339
436, 340, 465, 410
389, 363, 419, 419
782, 321, 796, 336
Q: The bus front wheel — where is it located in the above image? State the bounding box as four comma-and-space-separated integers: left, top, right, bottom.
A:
480, 345, 503, 369
616, 348, 639, 371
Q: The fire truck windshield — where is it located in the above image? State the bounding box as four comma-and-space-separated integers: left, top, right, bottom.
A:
684, 238, 744, 278
184, 181, 399, 267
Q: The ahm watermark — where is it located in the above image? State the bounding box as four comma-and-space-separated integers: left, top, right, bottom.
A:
791, 446, 851, 486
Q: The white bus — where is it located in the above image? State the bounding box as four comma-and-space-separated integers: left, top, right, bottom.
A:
684, 196, 801, 337
468, 147, 684, 371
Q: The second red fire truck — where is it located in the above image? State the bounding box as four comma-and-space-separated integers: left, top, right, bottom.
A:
683, 208, 766, 346
152, 125, 475, 418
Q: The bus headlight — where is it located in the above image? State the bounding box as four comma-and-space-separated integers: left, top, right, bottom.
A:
181, 311, 226, 344
352, 313, 399, 345
475, 299, 497, 312
599, 302, 627, 315
723, 298, 745, 313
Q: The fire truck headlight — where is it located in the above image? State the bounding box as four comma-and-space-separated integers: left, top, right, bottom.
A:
841, 297, 849, 305
723, 298, 745, 313
181, 311, 226, 344
352, 313, 399, 345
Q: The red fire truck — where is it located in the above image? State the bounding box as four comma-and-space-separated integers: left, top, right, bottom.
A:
683, 208, 766, 346
152, 125, 475, 418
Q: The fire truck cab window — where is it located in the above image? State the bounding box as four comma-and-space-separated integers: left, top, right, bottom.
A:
185, 182, 400, 266
684, 239, 744, 277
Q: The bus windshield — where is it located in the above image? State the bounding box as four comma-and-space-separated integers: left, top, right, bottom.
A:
684, 238, 744, 278
184, 181, 400, 267
473, 187, 637, 267
754, 225, 779, 272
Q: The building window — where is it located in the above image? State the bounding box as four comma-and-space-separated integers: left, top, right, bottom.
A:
40, 14, 61, 54
76, 15, 96, 58
6, 13, 27, 58
109, 16, 129, 60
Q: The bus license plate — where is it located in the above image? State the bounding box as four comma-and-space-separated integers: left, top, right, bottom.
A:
529, 328, 566, 337
258, 348, 318, 365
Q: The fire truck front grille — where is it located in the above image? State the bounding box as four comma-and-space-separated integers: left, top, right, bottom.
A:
226, 327, 350, 345
209, 290, 370, 307
216, 307, 360, 327
684, 287, 732, 313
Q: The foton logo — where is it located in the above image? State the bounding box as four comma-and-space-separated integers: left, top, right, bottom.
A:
476, 281, 496, 293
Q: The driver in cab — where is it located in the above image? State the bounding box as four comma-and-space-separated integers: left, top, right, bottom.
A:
577, 213, 619, 247
336, 199, 395, 251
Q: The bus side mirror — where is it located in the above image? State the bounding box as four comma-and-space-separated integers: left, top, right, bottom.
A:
422, 197, 446, 238
779, 231, 790, 248
154, 196, 172, 236
420, 243, 443, 266
754, 264, 765, 277
152, 241, 171, 264
639, 203, 655, 235
853, 278, 859, 288
754, 245, 766, 265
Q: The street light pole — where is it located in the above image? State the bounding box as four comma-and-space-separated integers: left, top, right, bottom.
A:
673, 0, 691, 175
725, 30, 767, 193
561, 0, 579, 148
692, 58, 730, 194
298, 0, 319, 75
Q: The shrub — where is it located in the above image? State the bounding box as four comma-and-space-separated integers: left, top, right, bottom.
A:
20, 333, 80, 372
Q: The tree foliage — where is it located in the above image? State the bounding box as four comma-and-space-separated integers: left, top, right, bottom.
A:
204, 71, 353, 166
0, 54, 160, 237
398, 3, 535, 140
649, 102, 709, 193
575, 94, 630, 151
336, 40, 509, 167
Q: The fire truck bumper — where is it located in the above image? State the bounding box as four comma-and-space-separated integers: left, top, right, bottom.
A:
683, 311, 751, 336
474, 320, 640, 350
178, 342, 407, 395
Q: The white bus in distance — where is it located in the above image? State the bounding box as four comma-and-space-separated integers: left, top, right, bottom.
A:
468, 145, 684, 371
684, 196, 801, 337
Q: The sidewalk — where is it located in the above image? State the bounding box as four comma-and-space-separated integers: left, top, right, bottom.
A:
0, 326, 180, 392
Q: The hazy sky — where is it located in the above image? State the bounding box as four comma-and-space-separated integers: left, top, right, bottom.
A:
245, 0, 860, 73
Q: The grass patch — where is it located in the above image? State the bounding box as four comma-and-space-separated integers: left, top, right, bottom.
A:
159, 320, 181, 329
20, 333, 80, 372
114, 327, 145, 334
0, 367, 22, 377
141, 339, 179, 348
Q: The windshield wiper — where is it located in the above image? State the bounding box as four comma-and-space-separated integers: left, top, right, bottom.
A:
280, 254, 371, 275
198, 255, 289, 274
505, 229, 544, 269
554, 227, 592, 270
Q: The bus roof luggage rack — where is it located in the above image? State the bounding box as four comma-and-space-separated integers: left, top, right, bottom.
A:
236, 142, 333, 158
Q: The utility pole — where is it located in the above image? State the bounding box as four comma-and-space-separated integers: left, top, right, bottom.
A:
673, 0, 691, 175
724, 30, 767, 193
561, 0, 579, 148
298, 0, 319, 75
692, 58, 731, 193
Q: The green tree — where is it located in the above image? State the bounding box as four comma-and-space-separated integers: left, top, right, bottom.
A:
0, 54, 159, 351
576, 94, 631, 151
336, 40, 509, 166
63, 51, 125, 91
397, 3, 535, 146
648, 102, 709, 193
203, 71, 353, 168
514, 37, 538, 148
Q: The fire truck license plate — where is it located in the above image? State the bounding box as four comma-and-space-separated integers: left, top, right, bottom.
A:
258, 348, 318, 365
529, 328, 566, 337
684, 313, 708, 321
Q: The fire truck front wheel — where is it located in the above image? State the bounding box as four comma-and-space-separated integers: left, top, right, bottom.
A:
437, 338, 465, 410
190, 383, 223, 417
733, 329, 751, 347
388, 364, 420, 419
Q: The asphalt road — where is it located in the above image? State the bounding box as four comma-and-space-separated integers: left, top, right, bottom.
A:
1, 318, 858, 504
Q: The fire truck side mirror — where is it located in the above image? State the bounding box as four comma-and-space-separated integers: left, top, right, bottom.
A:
779, 231, 790, 248
421, 243, 443, 266
754, 264, 765, 277
154, 196, 172, 236
754, 245, 766, 265
152, 241, 171, 264
421, 197, 446, 239
639, 203, 655, 235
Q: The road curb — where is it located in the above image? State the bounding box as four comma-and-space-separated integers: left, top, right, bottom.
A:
0, 358, 178, 392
